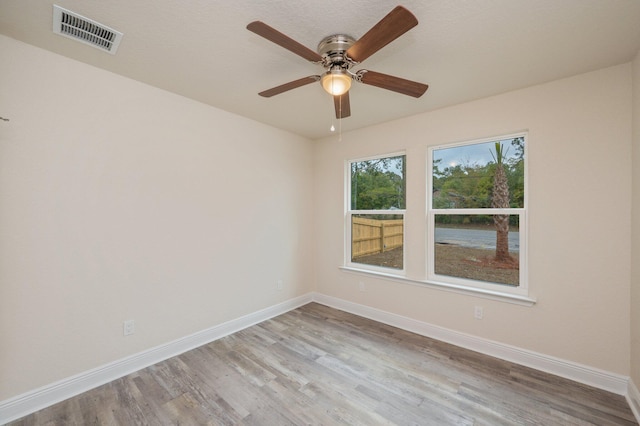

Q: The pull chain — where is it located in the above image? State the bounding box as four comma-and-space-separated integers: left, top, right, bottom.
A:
338, 96, 343, 142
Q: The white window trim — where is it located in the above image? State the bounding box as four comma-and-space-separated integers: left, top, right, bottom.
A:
345, 152, 406, 276
339, 137, 533, 306
426, 132, 529, 299
338, 265, 535, 306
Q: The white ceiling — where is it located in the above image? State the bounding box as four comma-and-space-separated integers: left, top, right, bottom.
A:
2, 1, 640, 140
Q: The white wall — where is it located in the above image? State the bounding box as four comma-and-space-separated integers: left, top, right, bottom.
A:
313, 64, 633, 375
0, 35, 314, 400
631, 50, 640, 386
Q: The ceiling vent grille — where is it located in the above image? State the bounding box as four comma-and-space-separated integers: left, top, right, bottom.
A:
53, 5, 123, 54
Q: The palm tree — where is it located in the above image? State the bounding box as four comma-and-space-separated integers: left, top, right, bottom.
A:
491, 142, 511, 262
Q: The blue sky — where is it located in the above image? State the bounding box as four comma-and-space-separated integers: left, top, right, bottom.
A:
433, 139, 519, 170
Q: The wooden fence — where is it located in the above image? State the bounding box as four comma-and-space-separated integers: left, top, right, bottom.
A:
352, 217, 404, 258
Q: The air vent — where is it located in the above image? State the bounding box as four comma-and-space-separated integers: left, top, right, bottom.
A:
52, 5, 123, 54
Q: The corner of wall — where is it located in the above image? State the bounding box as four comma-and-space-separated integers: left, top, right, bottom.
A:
631, 49, 640, 389
627, 378, 640, 423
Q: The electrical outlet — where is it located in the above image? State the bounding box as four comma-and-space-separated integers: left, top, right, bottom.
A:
359, 281, 366, 292
276, 280, 283, 290
474, 306, 484, 320
123, 320, 135, 336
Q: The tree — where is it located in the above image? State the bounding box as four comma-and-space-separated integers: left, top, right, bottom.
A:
433, 160, 493, 214
507, 137, 525, 209
490, 142, 512, 262
351, 156, 405, 210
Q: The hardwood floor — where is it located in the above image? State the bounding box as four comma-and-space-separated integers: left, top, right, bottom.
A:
10, 303, 637, 425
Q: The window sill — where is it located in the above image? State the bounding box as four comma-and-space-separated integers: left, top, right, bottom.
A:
339, 266, 536, 306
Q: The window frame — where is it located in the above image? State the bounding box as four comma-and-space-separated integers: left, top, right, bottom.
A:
427, 132, 528, 297
345, 151, 407, 275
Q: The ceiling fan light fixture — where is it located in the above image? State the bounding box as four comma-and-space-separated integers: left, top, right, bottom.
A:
321, 69, 351, 96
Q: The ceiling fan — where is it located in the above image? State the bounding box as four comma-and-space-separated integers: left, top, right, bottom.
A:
247, 6, 428, 120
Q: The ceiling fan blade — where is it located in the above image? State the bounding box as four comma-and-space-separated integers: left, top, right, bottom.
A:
247, 21, 323, 63
258, 76, 320, 98
346, 6, 418, 63
334, 92, 351, 119
359, 70, 428, 98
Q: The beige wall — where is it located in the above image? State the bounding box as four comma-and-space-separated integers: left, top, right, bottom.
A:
0, 35, 315, 400
313, 64, 633, 375
631, 50, 640, 386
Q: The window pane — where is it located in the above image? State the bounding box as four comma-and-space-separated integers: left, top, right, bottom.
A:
351, 155, 405, 210
434, 214, 519, 286
432, 137, 524, 209
352, 214, 403, 269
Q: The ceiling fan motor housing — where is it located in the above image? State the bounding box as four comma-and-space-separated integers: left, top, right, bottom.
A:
318, 34, 356, 68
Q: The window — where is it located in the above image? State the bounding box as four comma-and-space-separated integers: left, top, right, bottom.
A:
428, 133, 527, 296
346, 153, 405, 272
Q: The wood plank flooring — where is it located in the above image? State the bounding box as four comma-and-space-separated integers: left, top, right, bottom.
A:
9, 303, 637, 425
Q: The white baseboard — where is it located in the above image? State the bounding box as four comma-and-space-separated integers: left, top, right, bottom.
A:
1, 292, 634, 424
0, 294, 313, 424
627, 379, 640, 423
311, 293, 630, 396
